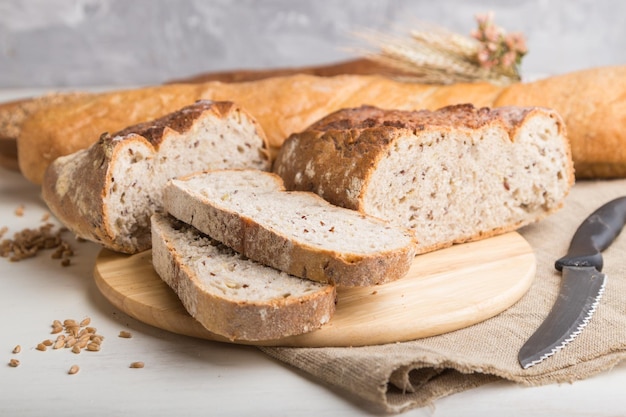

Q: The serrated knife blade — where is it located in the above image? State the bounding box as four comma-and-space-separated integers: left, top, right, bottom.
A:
518, 196, 626, 369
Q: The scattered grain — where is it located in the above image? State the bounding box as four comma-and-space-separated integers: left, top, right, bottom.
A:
79, 333, 92, 343
79, 317, 91, 327
86, 343, 100, 352
68, 365, 80, 375
14, 205, 24, 217
42, 339, 53, 346
12, 345, 21, 354
63, 319, 78, 327
41, 212, 50, 222
65, 336, 77, 348
71, 345, 81, 354
53, 339, 65, 349
9, 358, 20, 367
36, 343, 47, 351
0, 222, 77, 265
129, 361, 144, 369
118, 330, 132, 339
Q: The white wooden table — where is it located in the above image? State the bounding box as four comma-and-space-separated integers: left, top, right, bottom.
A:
1, 90, 625, 417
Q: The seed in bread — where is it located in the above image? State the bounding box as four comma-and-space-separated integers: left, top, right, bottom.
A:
151, 213, 337, 341
273, 104, 574, 254
163, 169, 417, 287
42, 100, 271, 254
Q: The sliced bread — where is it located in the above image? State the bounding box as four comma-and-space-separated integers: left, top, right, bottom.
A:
42, 100, 271, 254
151, 213, 336, 341
163, 169, 417, 287
273, 104, 574, 254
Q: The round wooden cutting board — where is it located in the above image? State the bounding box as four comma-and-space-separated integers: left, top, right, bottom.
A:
94, 232, 535, 347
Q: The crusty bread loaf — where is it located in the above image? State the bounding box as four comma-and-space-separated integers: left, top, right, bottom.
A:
163, 169, 417, 287
15, 66, 626, 184
42, 100, 271, 254
273, 104, 574, 254
151, 213, 336, 341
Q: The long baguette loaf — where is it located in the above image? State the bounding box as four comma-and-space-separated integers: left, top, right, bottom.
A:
273, 104, 574, 254
0, 58, 394, 171
151, 213, 336, 341
163, 169, 417, 287
42, 100, 270, 254
15, 65, 626, 184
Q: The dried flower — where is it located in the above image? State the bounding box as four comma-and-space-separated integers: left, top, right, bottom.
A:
470, 13, 527, 78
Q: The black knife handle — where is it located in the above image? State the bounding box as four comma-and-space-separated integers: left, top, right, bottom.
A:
555, 196, 626, 272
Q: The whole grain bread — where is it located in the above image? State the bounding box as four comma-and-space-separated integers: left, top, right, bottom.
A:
273, 104, 574, 254
163, 169, 418, 287
14, 66, 626, 184
151, 213, 336, 341
42, 100, 271, 254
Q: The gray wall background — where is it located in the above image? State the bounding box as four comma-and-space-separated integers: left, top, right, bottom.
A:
1, 0, 625, 88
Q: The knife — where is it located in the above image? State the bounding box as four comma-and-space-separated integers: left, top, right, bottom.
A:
518, 196, 626, 369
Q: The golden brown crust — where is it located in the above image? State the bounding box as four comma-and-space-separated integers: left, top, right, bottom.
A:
111, 100, 239, 146
166, 57, 410, 84
13, 65, 626, 184
494, 66, 626, 178
306, 103, 541, 134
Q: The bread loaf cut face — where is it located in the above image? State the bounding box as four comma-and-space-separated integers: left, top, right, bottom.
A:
163, 169, 417, 287
274, 104, 574, 254
151, 213, 336, 341
42, 100, 270, 254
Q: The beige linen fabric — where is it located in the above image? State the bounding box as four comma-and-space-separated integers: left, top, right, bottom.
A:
261, 179, 626, 414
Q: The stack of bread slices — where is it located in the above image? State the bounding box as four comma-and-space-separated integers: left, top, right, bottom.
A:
41, 99, 574, 342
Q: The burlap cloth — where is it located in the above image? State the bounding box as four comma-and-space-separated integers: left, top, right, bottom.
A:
260, 179, 626, 414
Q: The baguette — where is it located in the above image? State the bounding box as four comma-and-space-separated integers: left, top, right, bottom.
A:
163, 169, 417, 287
15, 65, 626, 183
273, 104, 574, 254
0, 58, 395, 171
42, 100, 270, 254
151, 213, 336, 341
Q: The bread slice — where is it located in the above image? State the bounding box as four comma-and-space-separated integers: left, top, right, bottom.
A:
274, 104, 574, 254
151, 213, 336, 341
163, 169, 417, 287
42, 100, 271, 254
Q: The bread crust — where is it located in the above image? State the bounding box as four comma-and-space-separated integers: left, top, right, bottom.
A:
151, 214, 337, 341
42, 101, 270, 254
